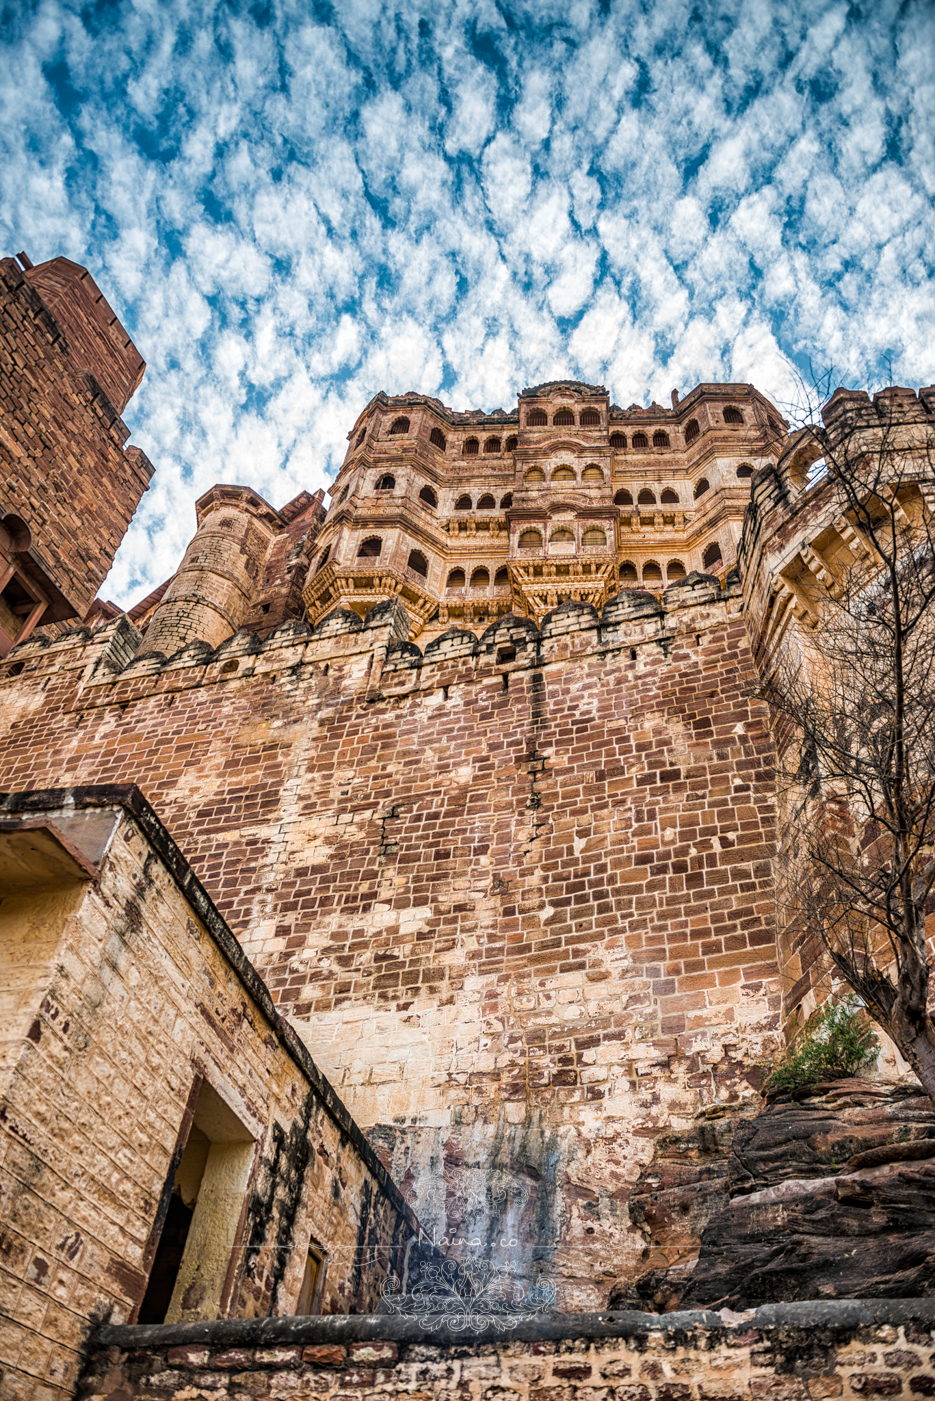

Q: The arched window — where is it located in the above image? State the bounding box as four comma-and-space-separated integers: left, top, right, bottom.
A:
419, 485, 438, 507
463, 437, 479, 456
614, 489, 633, 506
357, 537, 382, 558
580, 408, 601, 427
494, 567, 509, 587
376, 474, 396, 491
767, 416, 781, 434
518, 529, 542, 549
610, 432, 627, 448
667, 559, 686, 580
430, 426, 447, 450
582, 465, 603, 482
553, 407, 575, 426
478, 494, 495, 509
736, 463, 754, 479
582, 528, 606, 547
619, 562, 638, 581
643, 561, 662, 582
525, 467, 545, 484
694, 478, 710, 499
637, 488, 656, 505
389, 416, 410, 435
723, 406, 744, 425
527, 408, 547, 427
685, 419, 700, 444
484, 437, 501, 454
550, 527, 575, 543
356, 427, 366, 447
455, 494, 472, 510
447, 569, 465, 591
703, 542, 723, 570
471, 567, 489, 588
552, 465, 575, 481
337, 486, 349, 504
505, 435, 518, 452
661, 488, 679, 504
652, 430, 670, 449
315, 546, 330, 575
632, 431, 648, 449
500, 492, 513, 508
408, 550, 428, 578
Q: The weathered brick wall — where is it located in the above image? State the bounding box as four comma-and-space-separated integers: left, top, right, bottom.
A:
77, 1302, 935, 1401
0, 257, 153, 621
23, 257, 145, 416
0, 791, 423, 1401
0, 580, 781, 1310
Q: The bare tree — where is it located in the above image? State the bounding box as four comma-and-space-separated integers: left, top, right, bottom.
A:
761, 377, 935, 1098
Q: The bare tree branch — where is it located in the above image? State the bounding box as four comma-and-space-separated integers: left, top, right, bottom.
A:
758, 373, 935, 1097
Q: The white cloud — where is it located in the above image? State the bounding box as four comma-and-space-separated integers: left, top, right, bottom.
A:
0, 0, 931, 605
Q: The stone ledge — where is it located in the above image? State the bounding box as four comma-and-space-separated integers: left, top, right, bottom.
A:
92, 1299, 935, 1353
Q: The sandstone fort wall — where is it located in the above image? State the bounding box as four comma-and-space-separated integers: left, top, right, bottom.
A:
0, 576, 781, 1310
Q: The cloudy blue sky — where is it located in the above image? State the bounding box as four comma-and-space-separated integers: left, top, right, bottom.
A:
1, 0, 933, 605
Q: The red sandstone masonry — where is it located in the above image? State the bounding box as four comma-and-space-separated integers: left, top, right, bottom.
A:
0, 589, 781, 1310
0, 257, 153, 621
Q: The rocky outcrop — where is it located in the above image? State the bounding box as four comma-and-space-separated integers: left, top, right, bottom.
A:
610, 1109, 742, 1312
619, 1079, 935, 1311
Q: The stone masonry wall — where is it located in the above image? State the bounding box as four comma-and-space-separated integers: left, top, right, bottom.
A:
0, 580, 781, 1311
0, 257, 153, 621
78, 1302, 935, 1401
0, 791, 422, 1401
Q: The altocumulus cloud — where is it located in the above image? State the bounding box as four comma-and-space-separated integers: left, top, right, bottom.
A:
0, 0, 933, 604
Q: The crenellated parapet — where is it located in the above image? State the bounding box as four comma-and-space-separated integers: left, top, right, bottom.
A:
3, 570, 733, 706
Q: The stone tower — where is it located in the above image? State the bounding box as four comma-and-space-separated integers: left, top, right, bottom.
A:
0, 253, 152, 655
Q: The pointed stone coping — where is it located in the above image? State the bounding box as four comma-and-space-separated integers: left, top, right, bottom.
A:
91, 1296, 935, 1353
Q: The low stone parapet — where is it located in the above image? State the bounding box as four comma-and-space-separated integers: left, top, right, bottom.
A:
80, 1300, 935, 1400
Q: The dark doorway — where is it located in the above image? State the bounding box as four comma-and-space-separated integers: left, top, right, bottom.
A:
138, 1193, 194, 1324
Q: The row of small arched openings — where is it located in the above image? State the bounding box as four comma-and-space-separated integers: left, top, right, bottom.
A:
526, 406, 603, 428
616, 540, 722, 584
355, 404, 772, 454
367, 418, 521, 455
608, 408, 748, 449
612, 464, 753, 507
314, 534, 722, 582
525, 464, 604, 485
374, 476, 514, 511
337, 462, 752, 518
447, 566, 510, 592
517, 527, 609, 549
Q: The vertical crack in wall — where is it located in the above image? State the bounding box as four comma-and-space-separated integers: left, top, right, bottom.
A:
522, 669, 549, 853
378, 804, 401, 857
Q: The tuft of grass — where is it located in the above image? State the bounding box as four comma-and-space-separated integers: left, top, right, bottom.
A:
765, 994, 879, 1096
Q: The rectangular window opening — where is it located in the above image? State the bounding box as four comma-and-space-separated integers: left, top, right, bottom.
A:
138, 1080, 255, 1326
296, 1242, 327, 1315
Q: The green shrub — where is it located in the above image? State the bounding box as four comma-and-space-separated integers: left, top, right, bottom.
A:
765, 994, 879, 1096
